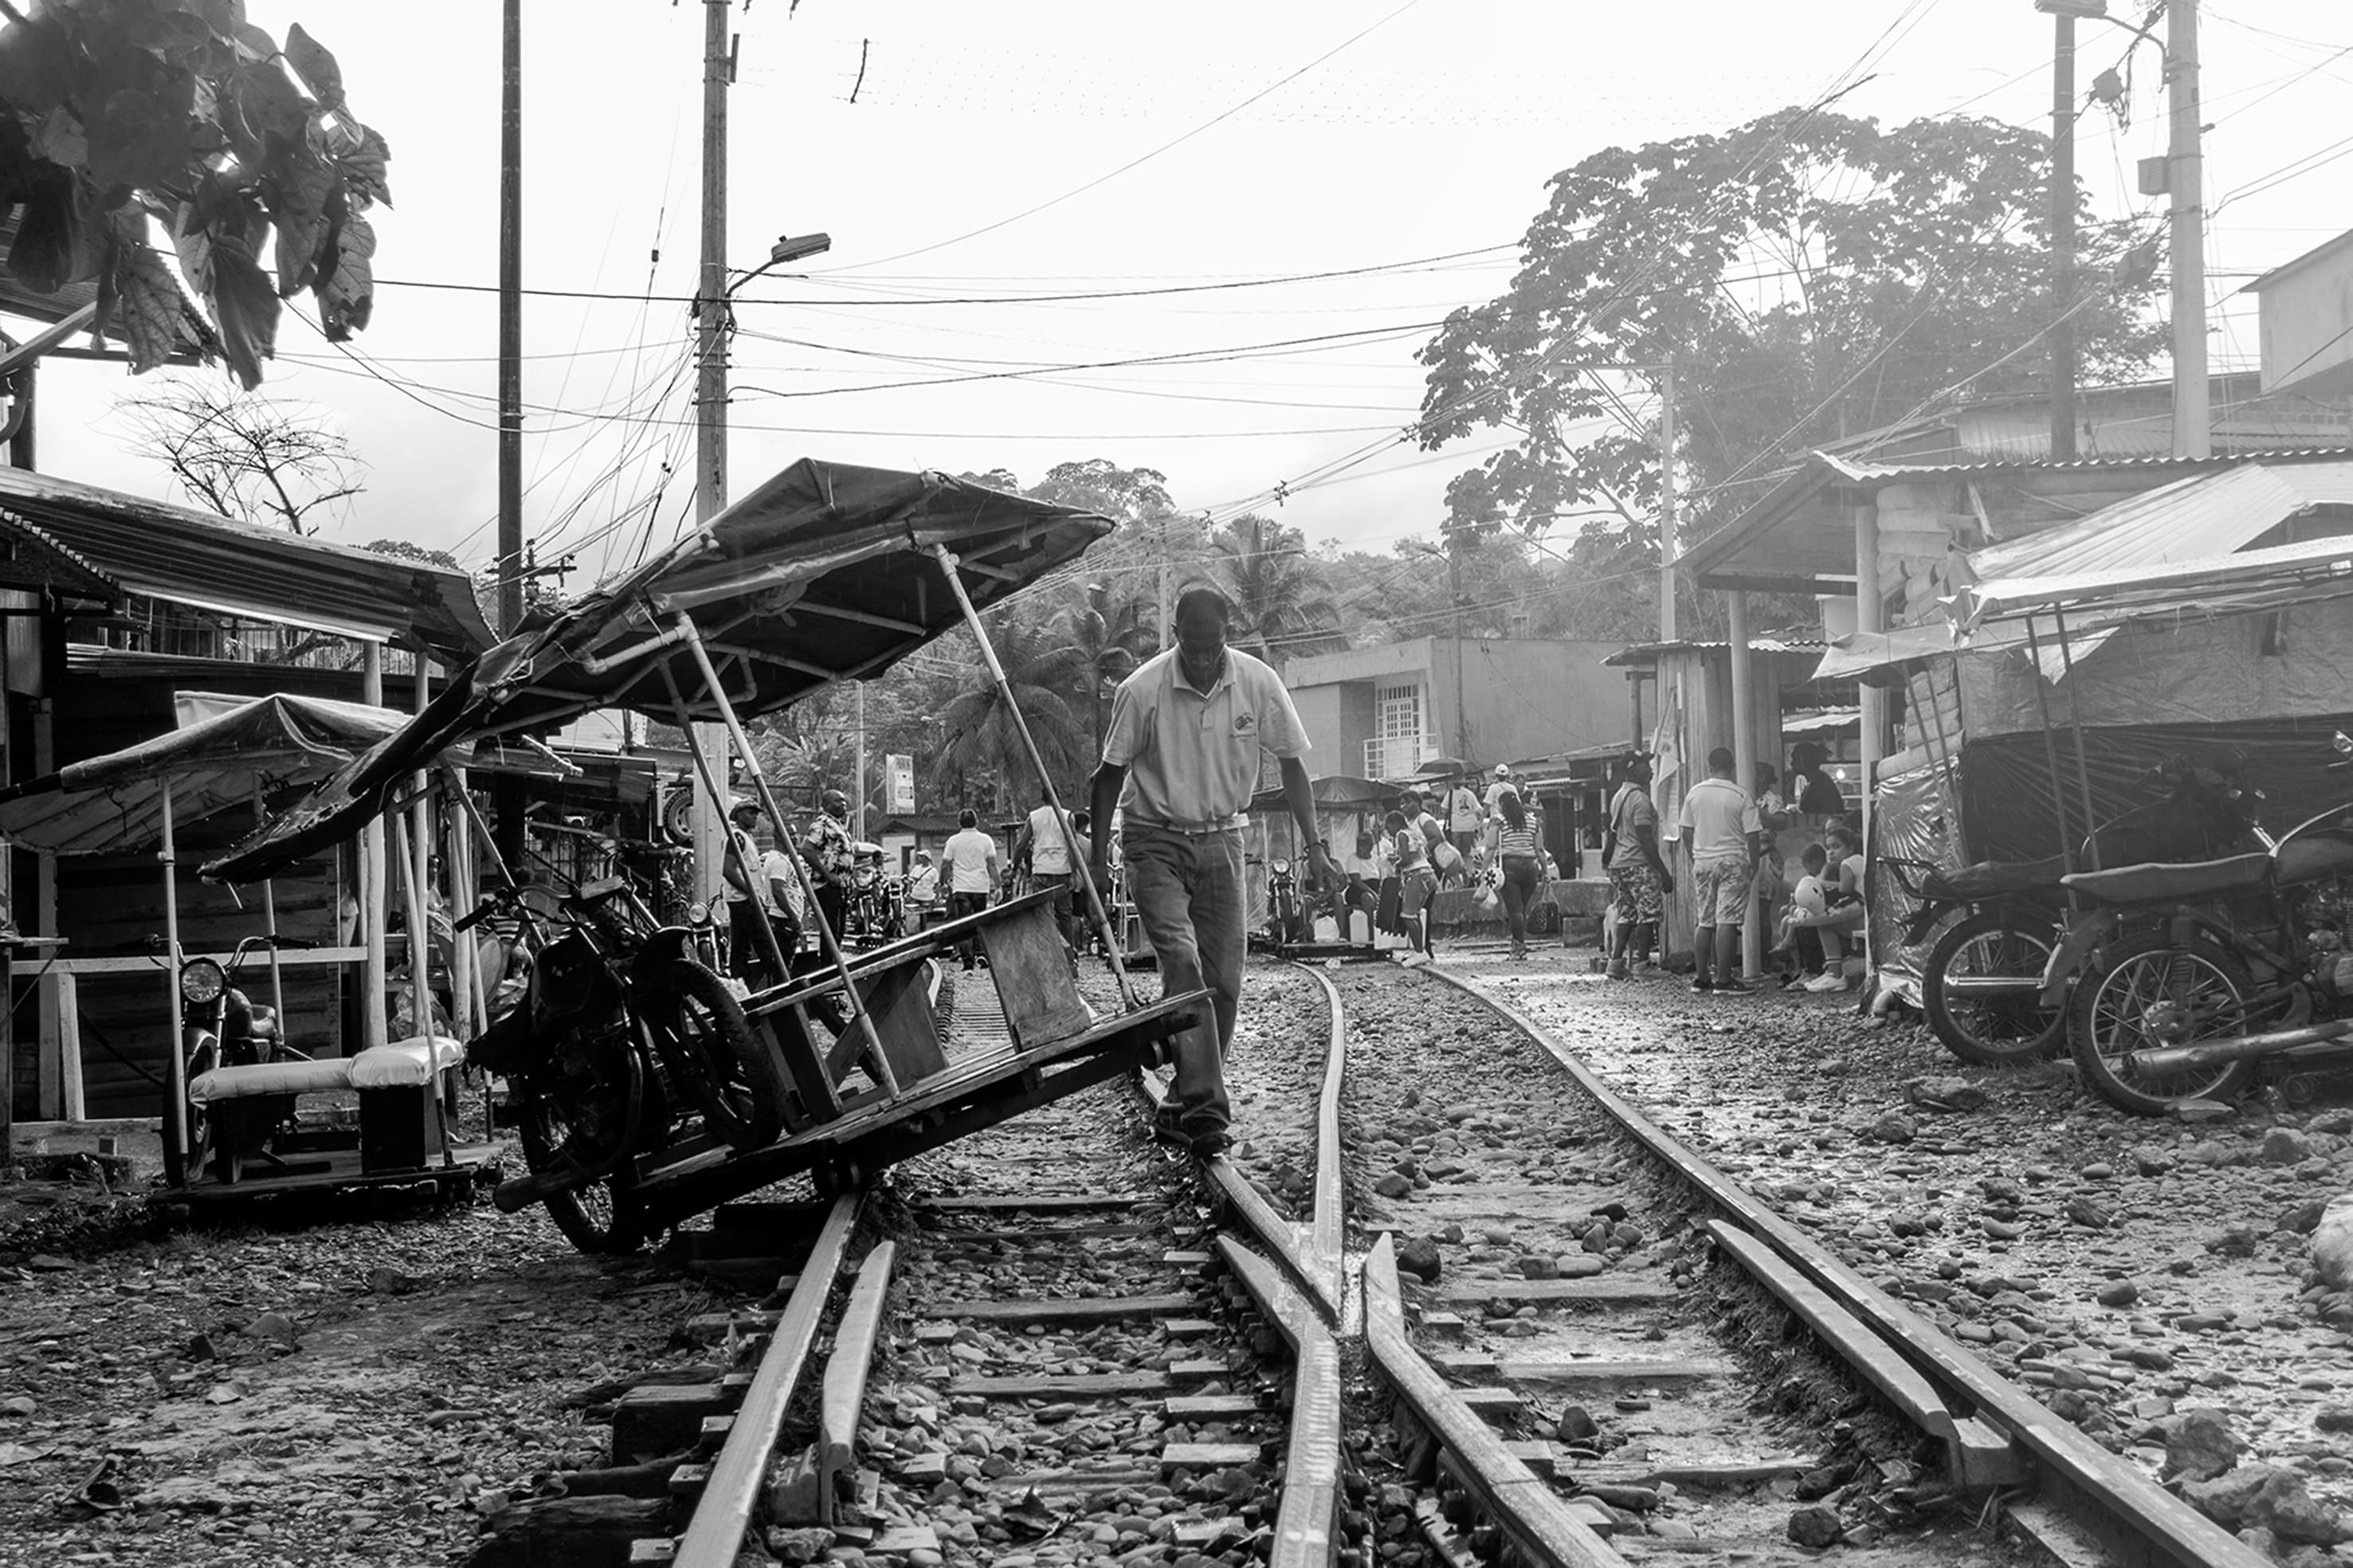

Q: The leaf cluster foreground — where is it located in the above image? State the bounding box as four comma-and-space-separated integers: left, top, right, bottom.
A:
0, 0, 390, 387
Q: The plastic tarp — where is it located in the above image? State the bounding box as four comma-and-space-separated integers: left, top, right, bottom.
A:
0, 692, 407, 856
206, 461, 1112, 884
1955, 530, 2353, 632
1969, 460, 2353, 584
1869, 753, 1967, 1009
1954, 718, 2353, 868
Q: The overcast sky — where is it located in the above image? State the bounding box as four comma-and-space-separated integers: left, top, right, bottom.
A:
25, 0, 2353, 587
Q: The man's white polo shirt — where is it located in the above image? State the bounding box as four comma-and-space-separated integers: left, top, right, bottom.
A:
1100, 645, 1308, 831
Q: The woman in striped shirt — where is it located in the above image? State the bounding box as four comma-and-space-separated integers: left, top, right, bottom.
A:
1492, 785, 1543, 961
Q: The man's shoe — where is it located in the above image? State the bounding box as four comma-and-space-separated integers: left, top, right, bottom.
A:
1802, 970, 1847, 993
1188, 1128, 1232, 1161
1605, 959, 1629, 980
1689, 974, 1713, 994
1716, 977, 1760, 995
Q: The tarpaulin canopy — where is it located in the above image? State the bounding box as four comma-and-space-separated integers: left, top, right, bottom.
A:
1954, 531, 2353, 632
0, 692, 407, 856
1247, 774, 1389, 813
206, 461, 1113, 884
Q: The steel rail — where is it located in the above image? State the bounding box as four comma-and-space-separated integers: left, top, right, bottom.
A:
672, 1192, 864, 1568
1421, 963, 2269, 1568
1215, 1236, 1345, 1568
1363, 1236, 1627, 1568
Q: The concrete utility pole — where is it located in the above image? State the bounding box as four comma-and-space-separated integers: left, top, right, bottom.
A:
1657, 359, 1678, 641
688, 0, 733, 906
2041, 0, 2084, 460
497, 0, 524, 638
853, 680, 867, 843
2168, 0, 2210, 459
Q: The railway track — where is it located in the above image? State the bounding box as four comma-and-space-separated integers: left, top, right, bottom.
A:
502, 955, 2265, 1568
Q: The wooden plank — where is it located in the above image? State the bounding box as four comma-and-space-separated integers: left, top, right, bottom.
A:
1162, 1443, 1259, 1470
1434, 1356, 1727, 1386
818, 1243, 894, 1525
914, 1194, 1151, 1215
47, 943, 377, 975
949, 1371, 1171, 1401
763, 1005, 841, 1126
927, 1293, 1194, 1326
976, 903, 1091, 1049
1163, 1394, 1260, 1419
1433, 1277, 1677, 1306
857, 962, 950, 1088
54, 971, 83, 1123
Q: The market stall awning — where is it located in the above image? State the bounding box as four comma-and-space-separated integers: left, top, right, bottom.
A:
1970, 459, 2353, 582
1247, 774, 1388, 813
1955, 533, 2353, 633
0, 692, 408, 855
206, 461, 1113, 883
0, 466, 494, 658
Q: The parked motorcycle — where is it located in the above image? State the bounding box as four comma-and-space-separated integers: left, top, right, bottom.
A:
1265, 856, 1306, 947
464, 868, 792, 1252
180, 933, 315, 1182
2059, 734, 2353, 1114
1884, 756, 2261, 1067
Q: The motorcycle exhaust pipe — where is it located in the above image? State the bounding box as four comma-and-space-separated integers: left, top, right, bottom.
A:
2127, 1017, 2353, 1077
1937, 975, 2045, 999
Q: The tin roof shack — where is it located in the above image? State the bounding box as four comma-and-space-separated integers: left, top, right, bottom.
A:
0, 471, 492, 1135
1282, 636, 1626, 783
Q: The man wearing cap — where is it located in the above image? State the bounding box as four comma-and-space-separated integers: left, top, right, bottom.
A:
1484, 762, 1516, 817
1091, 583, 1339, 1159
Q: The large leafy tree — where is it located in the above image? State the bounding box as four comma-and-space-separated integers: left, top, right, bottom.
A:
1417, 108, 2163, 558
1057, 578, 1155, 757
929, 613, 1089, 814
0, 0, 390, 386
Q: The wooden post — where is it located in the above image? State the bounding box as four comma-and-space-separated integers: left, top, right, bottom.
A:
409, 650, 434, 1041
1727, 590, 1760, 980
256, 786, 286, 1026
159, 774, 187, 1186
447, 770, 480, 1040
54, 971, 82, 1122
360, 644, 389, 1053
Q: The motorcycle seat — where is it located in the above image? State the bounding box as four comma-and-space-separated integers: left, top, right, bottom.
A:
2060, 852, 2273, 907
1921, 855, 2067, 904
189, 1055, 353, 1104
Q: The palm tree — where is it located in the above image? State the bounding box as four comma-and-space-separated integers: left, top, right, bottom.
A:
1214, 515, 1346, 665
1060, 579, 1158, 756
929, 614, 1091, 813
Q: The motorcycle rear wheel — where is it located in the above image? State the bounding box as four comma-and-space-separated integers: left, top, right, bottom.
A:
1921, 910, 2066, 1065
662, 958, 789, 1151
2070, 931, 2259, 1115
517, 1092, 646, 1254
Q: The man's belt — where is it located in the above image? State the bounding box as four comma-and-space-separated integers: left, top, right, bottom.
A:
1124, 814, 1245, 837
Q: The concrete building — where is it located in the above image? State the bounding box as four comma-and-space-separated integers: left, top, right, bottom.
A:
1281, 636, 1626, 781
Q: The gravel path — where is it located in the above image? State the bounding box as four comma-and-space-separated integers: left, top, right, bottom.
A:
1441, 941, 2353, 1555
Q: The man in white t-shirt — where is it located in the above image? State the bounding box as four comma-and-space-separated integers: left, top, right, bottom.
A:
1014, 789, 1081, 953
1677, 745, 1765, 996
721, 799, 772, 984
1445, 773, 1485, 859
939, 809, 998, 971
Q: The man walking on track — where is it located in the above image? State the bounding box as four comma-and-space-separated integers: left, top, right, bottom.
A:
1603, 752, 1672, 979
1015, 788, 1081, 953
939, 809, 998, 971
1091, 583, 1339, 1160
1680, 746, 1765, 995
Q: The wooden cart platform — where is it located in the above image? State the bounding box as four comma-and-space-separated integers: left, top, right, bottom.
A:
627, 990, 1198, 1231
167, 1139, 500, 1206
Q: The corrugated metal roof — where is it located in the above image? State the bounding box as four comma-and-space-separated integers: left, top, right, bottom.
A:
1969, 459, 2353, 582
1819, 446, 2353, 482
1603, 637, 1823, 667
0, 467, 493, 657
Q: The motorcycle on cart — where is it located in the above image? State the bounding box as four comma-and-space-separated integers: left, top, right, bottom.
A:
459, 859, 790, 1252
206, 461, 1209, 1251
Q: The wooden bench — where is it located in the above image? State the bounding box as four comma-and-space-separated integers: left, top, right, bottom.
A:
744, 891, 1093, 1131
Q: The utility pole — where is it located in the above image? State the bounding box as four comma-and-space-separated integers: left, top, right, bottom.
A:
1447, 532, 1469, 761
1155, 515, 1172, 647
2041, 0, 2083, 460
497, 0, 524, 637
688, 0, 733, 905
1657, 358, 1678, 641
853, 680, 867, 843
2168, 0, 2209, 459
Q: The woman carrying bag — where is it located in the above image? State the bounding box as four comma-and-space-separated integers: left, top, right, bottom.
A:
1492, 784, 1543, 962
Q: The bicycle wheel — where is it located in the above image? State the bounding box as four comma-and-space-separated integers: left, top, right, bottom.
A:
2069, 931, 2258, 1115
661, 958, 788, 1151
1921, 910, 2065, 1065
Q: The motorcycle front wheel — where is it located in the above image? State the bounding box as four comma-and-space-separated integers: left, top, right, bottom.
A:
2070, 931, 2259, 1115
182, 1040, 218, 1183
1921, 910, 2066, 1065
517, 1089, 646, 1254
661, 958, 789, 1151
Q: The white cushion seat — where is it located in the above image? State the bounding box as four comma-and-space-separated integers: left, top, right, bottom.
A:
350, 1036, 465, 1091
188, 1055, 353, 1104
